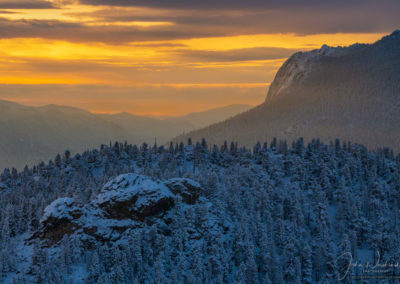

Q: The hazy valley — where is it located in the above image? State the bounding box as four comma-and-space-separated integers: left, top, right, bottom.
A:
0, 101, 251, 170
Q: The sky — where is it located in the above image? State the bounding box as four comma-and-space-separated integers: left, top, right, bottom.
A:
0, 0, 399, 116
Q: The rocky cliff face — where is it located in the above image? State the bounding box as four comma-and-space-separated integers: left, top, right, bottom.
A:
31, 173, 222, 246
265, 43, 367, 103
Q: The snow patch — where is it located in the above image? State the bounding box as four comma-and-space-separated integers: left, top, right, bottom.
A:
95, 173, 174, 209
42, 197, 76, 221
266, 42, 365, 102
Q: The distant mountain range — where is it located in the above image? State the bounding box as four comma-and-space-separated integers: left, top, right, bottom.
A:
175, 31, 400, 151
0, 101, 252, 169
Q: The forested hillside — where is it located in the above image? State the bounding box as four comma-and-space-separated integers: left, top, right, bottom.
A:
1, 138, 399, 283
175, 31, 400, 151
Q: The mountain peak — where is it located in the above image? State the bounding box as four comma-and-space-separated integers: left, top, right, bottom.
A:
390, 29, 400, 37
373, 29, 400, 46
179, 31, 400, 151
265, 32, 400, 103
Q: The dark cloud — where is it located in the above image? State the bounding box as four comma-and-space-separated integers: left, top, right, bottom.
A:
0, 1, 55, 9
78, 0, 400, 36
72, 3, 400, 40
79, 0, 298, 10
78, 0, 395, 10
0, 1, 399, 43
0, 18, 225, 43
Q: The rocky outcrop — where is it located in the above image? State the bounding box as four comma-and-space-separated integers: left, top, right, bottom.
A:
265, 42, 367, 103
32, 174, 207, 245
94, 174, 175, 220
37, 198, 83, 242
164, 178, 202, 204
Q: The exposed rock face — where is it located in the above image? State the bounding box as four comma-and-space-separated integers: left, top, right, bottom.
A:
33, 174, 207, 245
265, 42, 367, 103
164, 178, 202, 204
38, 198, 83, 242
94, 174, 175, 220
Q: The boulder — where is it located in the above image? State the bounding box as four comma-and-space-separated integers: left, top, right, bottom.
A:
94, 174, 175, 220
164, 178, 202, 204
33, 198, 83, 244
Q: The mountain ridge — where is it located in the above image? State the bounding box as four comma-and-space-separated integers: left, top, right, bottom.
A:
174, 30, 400, 151
0, 100, 252, 170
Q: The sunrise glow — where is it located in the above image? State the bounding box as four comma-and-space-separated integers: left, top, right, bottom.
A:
0, 0, 397, 115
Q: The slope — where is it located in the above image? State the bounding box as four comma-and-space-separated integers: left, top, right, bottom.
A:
174, 31, 400, 151
0, 101, 252, 169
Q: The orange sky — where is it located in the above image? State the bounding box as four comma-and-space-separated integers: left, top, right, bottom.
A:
0, 0, 398, 115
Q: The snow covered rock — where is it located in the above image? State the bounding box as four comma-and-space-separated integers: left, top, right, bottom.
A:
94, 174, 175, 220
265, 43, 367, 103
33, 174, 207, 246
35, 198, 83, 244
164, 178, 202, 204
0, 182, 8, 191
